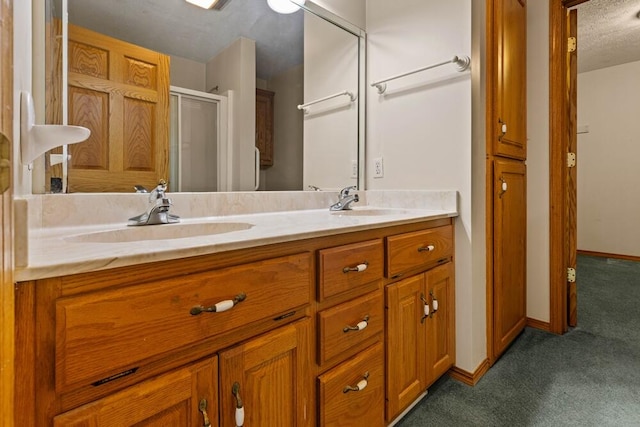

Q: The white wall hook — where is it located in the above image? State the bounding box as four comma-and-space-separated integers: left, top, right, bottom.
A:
20, 91, 91, 165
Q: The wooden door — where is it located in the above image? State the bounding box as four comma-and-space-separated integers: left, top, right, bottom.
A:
219, 319, 313, 427
493, 159, 527, 359
53, 357, 219, 426
56, 23, 170, 192
0, 1, 13, 425
425, 263, 455, 386
494, 0, 527, 160
255, 88, 274, 167
567, 8, 578, 327
385, 275, 426, 422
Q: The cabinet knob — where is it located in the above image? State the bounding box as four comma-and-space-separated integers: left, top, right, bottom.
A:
232, 382, 245, 427
498, 118, 507, 140
343, 315, 370, 333
198, 399, 212, 427
343, 262, 368, 273
190, 293, 246, 316
417, 245, 435, 253
343, 371, 369, 393
420, 293, 430, 323
430, 290, 439, 318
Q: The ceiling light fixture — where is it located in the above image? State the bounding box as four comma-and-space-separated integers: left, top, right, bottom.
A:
185, 0, 230, 10
267, 0, 306, 14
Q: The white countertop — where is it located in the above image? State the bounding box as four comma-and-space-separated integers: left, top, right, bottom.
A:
15, 190, 458, 282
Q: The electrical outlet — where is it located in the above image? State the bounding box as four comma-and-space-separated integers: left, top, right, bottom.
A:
351, 160, 358, 179
374, 157, 384, 178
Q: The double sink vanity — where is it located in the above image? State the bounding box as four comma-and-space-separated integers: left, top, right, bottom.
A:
14, 190, 458, 426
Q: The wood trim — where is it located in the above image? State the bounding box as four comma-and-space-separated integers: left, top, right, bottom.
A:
485, 0, 497, 367
526, 317, 551, 332
549, 0, 568, 335
577, 250, 640, 263
448, 359, 490, 387
567, 9, 578, 328
562, 0, 590, 8
0, 0, 13, 426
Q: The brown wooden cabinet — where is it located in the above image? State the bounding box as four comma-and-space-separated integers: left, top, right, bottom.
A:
15, 219, 455, 426
219, 319, 313, 427
493, 0, 527, 160
53, 357, 219, 427
256, 88, 275, 167
385, 226, 455, 423
493, 159, 527, 358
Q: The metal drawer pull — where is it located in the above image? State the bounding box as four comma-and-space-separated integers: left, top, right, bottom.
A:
343, 315, 370, 333
420, 293, 430, 323
343, 372, 369, 393
232, 382, 245, 427
418, 245, 435, 253
430, 290, 439, 317
190, 293, 247, 316
199, 399, 212, 427
343, 262, 368, 273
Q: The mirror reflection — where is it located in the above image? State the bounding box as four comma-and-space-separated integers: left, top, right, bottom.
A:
45, 0, 363, 193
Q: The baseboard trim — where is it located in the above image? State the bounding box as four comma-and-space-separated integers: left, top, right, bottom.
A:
526, 317, 551, 332
578, 250, 640, 263
448, 358, 490, 386
387, 391, 428, 427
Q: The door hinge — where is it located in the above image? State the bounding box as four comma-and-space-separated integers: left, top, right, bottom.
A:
568, 37, 576, 53
567, 267, 576, 283
567, 152, 576, 168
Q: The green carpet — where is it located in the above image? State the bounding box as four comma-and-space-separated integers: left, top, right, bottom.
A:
397, 255, 640, 426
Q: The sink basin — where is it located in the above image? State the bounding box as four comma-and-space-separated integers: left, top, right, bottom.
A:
330, 208, 412, 216
65, 222, 253, 243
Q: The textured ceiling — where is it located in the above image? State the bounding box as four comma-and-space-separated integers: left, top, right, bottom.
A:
577, 0, 640, 72
64, 0, 303, 80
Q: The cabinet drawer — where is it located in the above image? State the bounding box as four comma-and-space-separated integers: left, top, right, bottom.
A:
318, 239, 383, 301
386, 225, 453, 278
318, 342, 385, 427
317, 290, 383, 366
55, 253, 311, 392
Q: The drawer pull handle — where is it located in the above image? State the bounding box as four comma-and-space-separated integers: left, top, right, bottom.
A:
418, 245, 435, 253
343, 371, 369, 393
343, 315, 370, 333
420, 293, 430, 323
343, 262, 368, 273
232, 382, 245, 427
199, 398, 212, 427
190, 293, 246, 316
430, 290, 439, 317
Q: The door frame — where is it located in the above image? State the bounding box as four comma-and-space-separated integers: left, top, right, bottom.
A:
549, 0, 587, 334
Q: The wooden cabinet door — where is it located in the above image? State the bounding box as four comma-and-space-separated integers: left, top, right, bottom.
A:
425, 262, 455, 386
219, 319, 313, 427
385, 275, 427, 422
494, 0, 527, 160
62, 23, 170, 192
493, 159, 527, 359
53, 357, 219, 426
256, 89, 274, 167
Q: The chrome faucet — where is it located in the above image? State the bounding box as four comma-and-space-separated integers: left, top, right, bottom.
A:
128, 180, 180, 226
330, 186, 359, 211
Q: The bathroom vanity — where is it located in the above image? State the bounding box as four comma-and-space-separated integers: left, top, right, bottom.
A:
14, 191, 457, 426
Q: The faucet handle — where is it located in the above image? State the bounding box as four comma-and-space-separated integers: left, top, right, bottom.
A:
340, 185, 357, 198
149, 179, 168, 202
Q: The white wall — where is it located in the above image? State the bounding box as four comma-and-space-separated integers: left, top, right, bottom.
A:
367, 0, 479, 372
312, 0, 366, 29
526, 0, 550, 322
170, 55, 206, 92
303, 11, 359, 191
262, 65, 304, 191
577, 60, 640, 257
206, 38, 256, 191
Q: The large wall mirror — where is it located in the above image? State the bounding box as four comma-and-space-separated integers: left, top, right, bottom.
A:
43, 0, 365, 193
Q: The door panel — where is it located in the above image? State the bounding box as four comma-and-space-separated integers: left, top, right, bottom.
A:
426, 263, 455, 386
493, 159, 527, 359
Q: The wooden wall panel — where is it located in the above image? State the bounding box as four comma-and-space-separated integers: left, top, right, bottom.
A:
123, 98, 154, 171
124, 57, 157, 90
69, 40, 109, 79
69, 86, 110, 170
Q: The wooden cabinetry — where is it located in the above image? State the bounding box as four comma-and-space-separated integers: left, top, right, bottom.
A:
385, 226, 455, 423
15, 219, 455, 426
256, 88, 274, 167
219, 319, 312, 426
